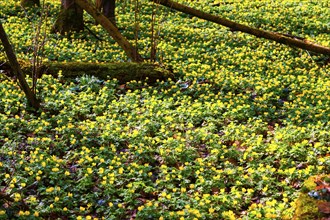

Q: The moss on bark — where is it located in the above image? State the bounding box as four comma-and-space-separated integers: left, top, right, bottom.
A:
293, 175, 328, 220
294, 193, 320, 220
52, 1, 84, 34
1, 60, 176, 83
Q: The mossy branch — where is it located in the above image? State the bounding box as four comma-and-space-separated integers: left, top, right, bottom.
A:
1, 61, 175, 83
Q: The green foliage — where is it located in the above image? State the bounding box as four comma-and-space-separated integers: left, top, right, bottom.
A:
0, 0, 330, 219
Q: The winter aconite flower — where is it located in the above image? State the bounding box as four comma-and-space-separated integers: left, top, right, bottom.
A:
1, 0, 329, 219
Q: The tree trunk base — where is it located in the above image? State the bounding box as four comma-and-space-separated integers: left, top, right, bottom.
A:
1, 61, 176, 83
52, 3, 84, 34
21, 0, 40, 8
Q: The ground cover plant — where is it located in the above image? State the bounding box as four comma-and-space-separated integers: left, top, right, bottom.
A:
1, 0, 330, 219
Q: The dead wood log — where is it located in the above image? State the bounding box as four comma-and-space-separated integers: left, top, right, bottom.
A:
152, 0, 330, 55
74, 0, 143, 62
1, 61, 175, 83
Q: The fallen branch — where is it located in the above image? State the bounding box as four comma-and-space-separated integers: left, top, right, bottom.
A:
1, 61, 175, 83
0, 23, 40, 109
152, 0, 330, 55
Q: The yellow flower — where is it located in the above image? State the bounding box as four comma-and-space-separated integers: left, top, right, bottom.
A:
138, 206, 144, 211
29, 196, 37, 203
87, 168, 93, 174
46, 187, 54, 193
52, 167, 59, 172
14, 193, 21, 202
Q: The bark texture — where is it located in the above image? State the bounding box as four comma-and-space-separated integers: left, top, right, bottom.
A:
1, 61, 175, 83
21, 0, 40, 7
152, 0, 330, 55
75, 0, 143, 62
96, 0, 116, 25
53, 0, 84, 34
0, 23, 40, 109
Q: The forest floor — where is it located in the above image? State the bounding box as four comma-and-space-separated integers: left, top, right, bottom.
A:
0, 0, 330, 219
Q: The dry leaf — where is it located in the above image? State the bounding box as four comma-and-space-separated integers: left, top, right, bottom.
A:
317, 201, 330, 214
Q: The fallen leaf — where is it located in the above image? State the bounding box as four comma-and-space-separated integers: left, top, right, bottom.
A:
211, 187, 219, 194
317, 201, 330, 214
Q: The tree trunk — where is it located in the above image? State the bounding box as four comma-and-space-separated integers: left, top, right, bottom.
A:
52, 0, 84, 34
0, 23, 40, 110
152, 0, 330, 55
75, 0, 143, 62
21, 0, 40, 8
96, 0, 116, 25
103, 0, 116, 25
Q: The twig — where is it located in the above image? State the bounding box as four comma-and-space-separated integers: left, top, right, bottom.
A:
150, 1, 156, 61
134, 0, 140, 61
305, 50, 317, 66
